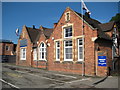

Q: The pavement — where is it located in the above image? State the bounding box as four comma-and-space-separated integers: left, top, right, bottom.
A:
80, 76, 119, 88
1, 63, 119, 89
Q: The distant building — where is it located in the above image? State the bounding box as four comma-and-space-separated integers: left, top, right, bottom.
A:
16, 7, 119, 76
0, 39, 16, 63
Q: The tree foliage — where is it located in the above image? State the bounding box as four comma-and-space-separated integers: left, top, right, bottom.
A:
110, 13, 120, 31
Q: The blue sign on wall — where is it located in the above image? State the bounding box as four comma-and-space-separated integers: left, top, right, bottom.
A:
98, 56, 107, 67
20, 39, 27, 47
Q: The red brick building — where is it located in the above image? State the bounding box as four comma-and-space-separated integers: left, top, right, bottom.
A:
0, 39, 16, 62
16, 7, 119, 76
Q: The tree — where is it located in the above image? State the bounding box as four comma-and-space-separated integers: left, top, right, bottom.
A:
110, 13, 120, 31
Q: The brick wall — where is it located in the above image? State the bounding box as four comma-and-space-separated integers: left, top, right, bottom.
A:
16, 26, 33, 66
47, 7, 98, 76
95, 39, 112, 76
32, 34, 47, 69
0, 43, 14, 55
16, 7, 114, 76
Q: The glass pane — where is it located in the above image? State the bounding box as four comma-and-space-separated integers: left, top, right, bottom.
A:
79, 53, 83, 59
79, 39, 82, 45
65, 27, 72, 37
65, 48, 72, 53
65, 41, 68, 46
42, 48, 44, 51
58, 54, 60, 59
66, 54, 72, 59
65, 40, 72, 46
69, 54, 72, 59
79, 47, 83, 52
23, 48, 25, 51
41, 43, 44, 47
69, 41, 72, 46
65, 33, 68, 37
69, 27, 72, 32
66, 54, 69, 59
69, 33, 72, 37
67, 13, 69, 21
56, 47, 60, 59
66, 28, 69, 33
42, 52, 44, 59
57, 49, 60, 53
57, 42, 60, 47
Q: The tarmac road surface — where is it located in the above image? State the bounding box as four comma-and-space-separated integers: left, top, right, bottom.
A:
1, 63, 95, 89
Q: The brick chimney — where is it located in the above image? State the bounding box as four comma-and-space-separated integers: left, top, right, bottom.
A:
33, 25, 35, 29
54, 23, 57, 28
85, 12, 90, 18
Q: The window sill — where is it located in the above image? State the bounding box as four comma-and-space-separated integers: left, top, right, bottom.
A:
62, 61, 73, 64
54, 61, 60, 63
76, 61, 84, 64
20, 59, 26, 60
33, 60, 38, 61
65, 20, 70, 23
64, 36, 72, 39
64, 59, 73, 62
38, 59, 47, 62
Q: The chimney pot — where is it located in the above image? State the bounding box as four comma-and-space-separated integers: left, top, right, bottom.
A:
85, 12, 90, 18
33, 25, 35, 29
54, 23, 57, 28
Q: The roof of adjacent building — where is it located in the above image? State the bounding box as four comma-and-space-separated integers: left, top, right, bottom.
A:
75, 11, 114, 40
98, 21, 115, 32
26, 26, 53, 44
75, 12, 101, 29
26, 27, 42, 44
0, 39, 13, 44
40, 26, 53, 39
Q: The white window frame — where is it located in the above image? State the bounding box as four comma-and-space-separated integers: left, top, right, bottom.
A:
64, 40, 73, 61
56, 41, 60, 61
38, 42, 46, 60
20, 47, 26, 60
33, 48, 37, 60
64, 26, 72, 38
78, 38, 84, 61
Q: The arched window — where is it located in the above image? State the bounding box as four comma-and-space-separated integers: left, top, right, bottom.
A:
39, 42, 46, 60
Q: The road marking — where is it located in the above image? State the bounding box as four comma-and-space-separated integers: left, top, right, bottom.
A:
0, 79, 20, 89
45, 72, 77, 79
15, 70, 65, 83
50, 78, 90, 86
4, 65, 77, 79
65, 78, 90, 84
41, 76, 65, 83
15, 70, 90, 85
6, 72, 22, 78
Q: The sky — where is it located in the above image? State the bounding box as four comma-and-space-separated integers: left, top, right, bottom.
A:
1, 2, 119, 44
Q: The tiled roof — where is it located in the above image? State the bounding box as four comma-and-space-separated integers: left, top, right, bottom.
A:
97, 21, 115, 40
42, 27, 53, 39
26, 27, 42, 44
0, 39, 13, 44
75, 12, 114, 40
75, 12, 101, 28
98, 21, 115, 32
26, 26, 53, 44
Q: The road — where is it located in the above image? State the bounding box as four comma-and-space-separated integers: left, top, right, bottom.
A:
1, 63, 95, 89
